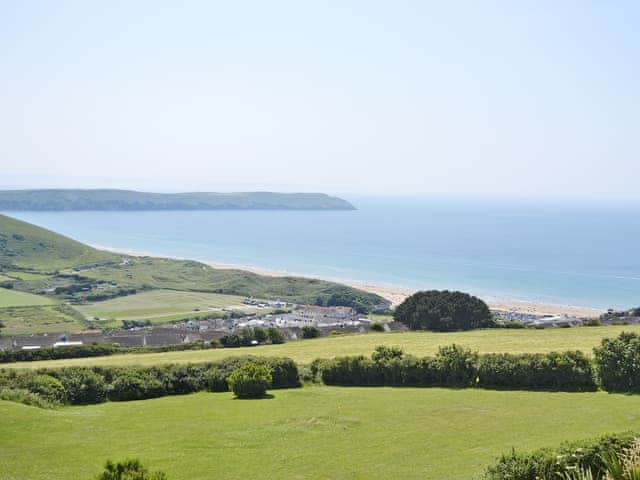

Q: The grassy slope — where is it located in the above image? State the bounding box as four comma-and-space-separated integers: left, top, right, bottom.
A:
80, 256, 386, 308
0, 214, 387, 316
0, 214, 119, 270
7, 325, 640, 369
3, 387, 640, 480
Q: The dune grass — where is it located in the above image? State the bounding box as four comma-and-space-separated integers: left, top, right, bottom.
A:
2, 387, 640, 480
6, 324, 640, 370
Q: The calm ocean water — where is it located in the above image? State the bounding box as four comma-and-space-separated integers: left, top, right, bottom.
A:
4, 197, 640, 309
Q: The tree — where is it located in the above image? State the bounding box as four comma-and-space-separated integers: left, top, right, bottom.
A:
96, 459, 167, 480
267, 327, 285, 344
227, 362, 272, 399
219, 334, 241, 348
394, 290, 492, 332
253, 327, 267, 344
301, 326, 320, 339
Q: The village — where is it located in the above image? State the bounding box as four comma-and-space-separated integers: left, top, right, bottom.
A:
0, 303, 391, 351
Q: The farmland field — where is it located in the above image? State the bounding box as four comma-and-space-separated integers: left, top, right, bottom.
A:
2, 387, 640, 480
0, 287, 54, 308
6, 324, 640, 369
75, 289, 250, 326
0, 305, 86, 336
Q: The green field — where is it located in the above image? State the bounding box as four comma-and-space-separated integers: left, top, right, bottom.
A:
7, 325, 640, 369
0, 287, 54, 308
0, 305, 86, 336
76, 289, 250, 326
3, 271, 51, 281
2, 387, 640, 480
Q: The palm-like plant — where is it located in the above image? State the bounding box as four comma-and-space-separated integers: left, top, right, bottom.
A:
550, 438, 640, 480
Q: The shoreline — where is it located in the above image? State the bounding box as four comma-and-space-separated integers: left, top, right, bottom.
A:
93, 244, 604, 318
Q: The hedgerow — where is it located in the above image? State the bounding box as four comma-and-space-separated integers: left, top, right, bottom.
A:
0, 356, 299, 406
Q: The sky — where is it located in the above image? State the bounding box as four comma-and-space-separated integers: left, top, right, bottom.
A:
1, 1, 638, 198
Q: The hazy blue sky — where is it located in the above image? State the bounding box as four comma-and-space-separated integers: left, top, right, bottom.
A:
1, 1, 638, 198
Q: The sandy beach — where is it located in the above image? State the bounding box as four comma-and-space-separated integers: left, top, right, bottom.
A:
95, 245, 604, 318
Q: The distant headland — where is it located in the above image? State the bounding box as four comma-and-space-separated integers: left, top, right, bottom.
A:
0, 189, 356, 211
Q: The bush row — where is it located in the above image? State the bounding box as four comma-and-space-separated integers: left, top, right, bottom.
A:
483, 431, 637, 480
0, 341, 219, 364
314, 345, 598, 392
0, 356, 299, 405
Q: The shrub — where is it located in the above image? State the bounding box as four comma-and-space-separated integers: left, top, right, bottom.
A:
52, 368, 108, 404
371, 345, 404, 363
96, 459, 168, 480
267, 327, 285, 344
318, 344, 595, 392
477, 351, 597, 392
483, 432, 637, 480
434, 344, 478, 387
219, 334, 241, 348
0, 388, 56, 409
227, 362, 273, 399
253, 327, 268, 344
394, 290, 492, 331
594, 332, 640, 392
261, 357, 300, 389
108, 372, 165, 401
301, 326, 321, 339
239, 327, 257, 346
204, 366, 228, 392
0, 356, 300, 405
369, 322, 385, 332
162, 364, 207, 394
17, 374, 66, 404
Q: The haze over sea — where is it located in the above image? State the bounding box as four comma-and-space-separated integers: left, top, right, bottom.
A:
4, 196, 639, 310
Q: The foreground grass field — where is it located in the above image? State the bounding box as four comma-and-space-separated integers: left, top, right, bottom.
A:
2, 387, 640, 480
7, 325, 640, 369
76, 289, 250, 326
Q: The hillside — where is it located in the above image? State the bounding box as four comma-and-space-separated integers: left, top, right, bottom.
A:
0, 215, 387, 313
0, 189, 355, 211
0, 214, 119, 270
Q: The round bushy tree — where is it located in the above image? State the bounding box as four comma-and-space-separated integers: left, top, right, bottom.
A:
594, 332, 640, 392
394, 290, 492, 332
227, 362, 272, 399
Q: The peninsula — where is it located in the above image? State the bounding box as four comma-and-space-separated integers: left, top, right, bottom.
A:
0, 189, 356, 211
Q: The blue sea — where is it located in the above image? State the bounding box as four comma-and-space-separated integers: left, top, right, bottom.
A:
4, 196, 640, 309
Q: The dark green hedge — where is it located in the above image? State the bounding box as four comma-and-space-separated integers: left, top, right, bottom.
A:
594, 331, 640, 392
0, 341, 218, 364
316, 345, 598, 392
477, 351, 596, 391
0, 356, 300, 405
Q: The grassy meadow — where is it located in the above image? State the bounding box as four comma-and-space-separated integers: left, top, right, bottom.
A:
6, 324, 640, 369
0, 305, 86, 336
0, 287, 54, 308
76, 289, 250, 326
3, 387, 640, 480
